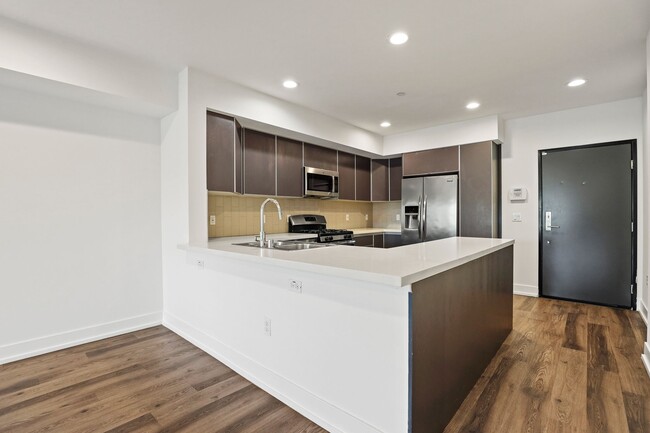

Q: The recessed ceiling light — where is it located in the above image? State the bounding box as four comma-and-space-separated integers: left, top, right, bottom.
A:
466, 101, 480, 110
389, 32, 409, 45
283, 80, 298, 89
380, 121, 391, 128
567, 78, 586, 87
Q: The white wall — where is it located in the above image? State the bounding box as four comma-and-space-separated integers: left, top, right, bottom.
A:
383, 115, 501, 155
0, 16, 177, 117
501, 98, 645, 299
0, 85, 163, 364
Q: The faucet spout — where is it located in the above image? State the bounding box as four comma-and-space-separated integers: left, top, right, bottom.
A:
259, 198, 283, 247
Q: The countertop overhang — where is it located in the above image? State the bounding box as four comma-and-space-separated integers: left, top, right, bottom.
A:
180, 232, 513, 288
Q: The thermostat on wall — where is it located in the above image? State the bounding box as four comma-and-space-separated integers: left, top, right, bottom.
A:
508, 187, 528, 202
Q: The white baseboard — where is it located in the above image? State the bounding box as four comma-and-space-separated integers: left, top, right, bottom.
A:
638, 299, 648, 325
513, 284, 538, 297
642, 343, 650, 378
0, 311, 162, 365
163, 312, 381, 433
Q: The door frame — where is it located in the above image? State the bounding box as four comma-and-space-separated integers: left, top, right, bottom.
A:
537, 139, 637, 309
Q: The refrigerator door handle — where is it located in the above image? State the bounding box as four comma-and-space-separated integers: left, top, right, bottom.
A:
422, 195, 428, 240
417, 196, 422, 240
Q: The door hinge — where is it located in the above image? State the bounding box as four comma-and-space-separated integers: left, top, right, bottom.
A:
631, 160, 634, 170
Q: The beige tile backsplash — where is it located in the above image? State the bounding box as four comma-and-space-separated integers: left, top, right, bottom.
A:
208, 193, 376, 238
372, 201, 402, 230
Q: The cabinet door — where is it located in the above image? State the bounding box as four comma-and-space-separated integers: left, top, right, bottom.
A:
244, 130, 276, 196
373, 234, 384, 248
389, 157, 402, 201
384, 233, 402, 248
371, 159, 389, 201
277, 137, 303, 197
354, 235, 374, 247
460, 141, 500, 238
304, 143, 337, 171
355, 156, 371, 201
403, 146, 459, 176
207, 111, 239, 192
338, 151, 355, 200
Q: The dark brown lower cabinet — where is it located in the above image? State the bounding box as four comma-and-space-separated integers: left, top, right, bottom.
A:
354, 235, 374, 247
411, 246, 513, 433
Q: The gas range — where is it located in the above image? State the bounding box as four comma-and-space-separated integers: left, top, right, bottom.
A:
288, 215, 354, 244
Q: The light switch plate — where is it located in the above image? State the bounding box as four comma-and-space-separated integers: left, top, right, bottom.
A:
512, 212, 522, 222
209, 215, 216, 225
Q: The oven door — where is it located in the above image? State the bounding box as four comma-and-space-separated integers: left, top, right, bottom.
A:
304, 167, 339, 198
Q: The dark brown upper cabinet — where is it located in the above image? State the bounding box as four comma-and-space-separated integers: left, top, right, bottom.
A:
403, 145, 459, 177
338, 151, 356, 200
304, 143, 338, 172
355, 156, 371, 201
276, 137, 303, 197
371, 159, 389, 202
244, 130, 276, 196
389, 157, 402, 201
206, 111, 243, 193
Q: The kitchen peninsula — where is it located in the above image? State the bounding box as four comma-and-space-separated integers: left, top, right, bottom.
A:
177, 236, 514, 433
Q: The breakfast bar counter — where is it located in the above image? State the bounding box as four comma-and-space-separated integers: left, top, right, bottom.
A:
175, 236, 514, 433
182, 235, 513, 287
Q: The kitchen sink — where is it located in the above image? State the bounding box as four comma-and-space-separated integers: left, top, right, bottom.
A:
233, 240, 326, 251
274, 242, 323, 250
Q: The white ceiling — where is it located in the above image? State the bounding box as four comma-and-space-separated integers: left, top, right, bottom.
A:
0, 0, 648, 135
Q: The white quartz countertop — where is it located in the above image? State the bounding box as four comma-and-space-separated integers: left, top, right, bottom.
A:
181, 234, 513, 288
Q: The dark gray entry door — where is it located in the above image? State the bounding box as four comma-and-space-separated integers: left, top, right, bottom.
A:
539, 141, 635, 308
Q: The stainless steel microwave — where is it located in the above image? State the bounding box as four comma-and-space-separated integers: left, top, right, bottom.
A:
304, 166, 339, 198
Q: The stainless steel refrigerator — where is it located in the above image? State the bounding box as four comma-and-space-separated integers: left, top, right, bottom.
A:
401, 175, 458, 244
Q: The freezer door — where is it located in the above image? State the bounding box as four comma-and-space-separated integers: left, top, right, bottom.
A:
423, 175, 458, 241
401, 177, 423, 244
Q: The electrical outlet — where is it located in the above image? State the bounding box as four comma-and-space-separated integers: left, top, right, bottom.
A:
345, 214, 350, 221
289, 279, 303, 293
263, 214, 266, 224
209, 215, 216, 225
195, 259, 205, 269
365, 214, 368, 221
264, 317, 272, 337
396, 214, 400, 221
512, 212, 522, 222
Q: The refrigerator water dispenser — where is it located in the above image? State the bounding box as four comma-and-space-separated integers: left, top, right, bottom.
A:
404, 205, 420, 230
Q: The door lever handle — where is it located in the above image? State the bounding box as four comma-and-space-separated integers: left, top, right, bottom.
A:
545, 211, 560, 231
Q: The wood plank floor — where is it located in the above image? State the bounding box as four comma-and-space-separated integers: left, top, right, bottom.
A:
444, 295, 650, 433
0, 326, 327, 433
1, 296, 648, 433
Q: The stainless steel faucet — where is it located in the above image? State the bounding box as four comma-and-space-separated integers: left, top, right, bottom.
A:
259, 198, 282, 247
